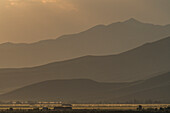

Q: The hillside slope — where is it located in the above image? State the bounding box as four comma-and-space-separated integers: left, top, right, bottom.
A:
0, 37, 169, 94
0, 18, 170, 68
112, 72, 170, 103
0, 72, 169, 103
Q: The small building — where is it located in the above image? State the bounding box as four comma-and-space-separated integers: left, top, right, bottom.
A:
137, 105, 142, 111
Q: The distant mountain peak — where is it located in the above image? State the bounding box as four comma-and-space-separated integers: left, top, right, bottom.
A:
124, 18, 142, 24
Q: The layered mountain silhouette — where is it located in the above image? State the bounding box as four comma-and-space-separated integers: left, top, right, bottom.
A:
0, 18, 170, 68
107, 72, 170, 103
0, 79, 131, 102
0, 37, 169, 94
0, 72, 169, 103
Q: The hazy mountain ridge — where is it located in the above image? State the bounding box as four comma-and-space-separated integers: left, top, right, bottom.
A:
114, 72, 170, 103
0, 36, 169, 94
0, 72, 169, 103
106, 72, 170, 102
0, 18, 170, 68
0, 79, 132, 102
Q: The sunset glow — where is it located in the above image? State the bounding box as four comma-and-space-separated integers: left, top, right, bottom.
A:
0, 0, 169, 43
0, 0, 169, 110
7, 0, 77, 11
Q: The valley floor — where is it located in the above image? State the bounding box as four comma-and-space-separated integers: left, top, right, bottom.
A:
0, 109, 169, 113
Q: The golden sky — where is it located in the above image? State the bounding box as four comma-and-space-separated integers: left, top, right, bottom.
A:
0, 0, 170, 43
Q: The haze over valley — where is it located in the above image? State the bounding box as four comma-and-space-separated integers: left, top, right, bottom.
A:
0, 36, 169, 97
0, 19, 170, 68
0, 72, 169, 103
0, 0, 169, 105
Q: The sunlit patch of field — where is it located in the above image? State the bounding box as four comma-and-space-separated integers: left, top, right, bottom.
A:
72, 104, 170, 110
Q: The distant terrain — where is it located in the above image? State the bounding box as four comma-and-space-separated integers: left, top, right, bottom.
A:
0, 18, 170, 68
0, 0, 170, 106
0, 36, 169, 94
0, 72, 169, 103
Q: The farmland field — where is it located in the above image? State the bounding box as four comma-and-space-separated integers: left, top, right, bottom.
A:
0, 104, 169, 110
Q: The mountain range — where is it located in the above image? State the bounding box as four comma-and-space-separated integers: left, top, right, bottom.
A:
0, 18, 170, 68
0, 72, 169, 103
0, 36, 169, 94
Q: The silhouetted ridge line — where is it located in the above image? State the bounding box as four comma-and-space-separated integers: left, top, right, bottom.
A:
0, 72, 169, 103
0, 19, 170, 68
0, 37, 169, 95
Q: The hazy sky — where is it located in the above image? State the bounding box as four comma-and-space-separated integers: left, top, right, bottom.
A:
0, 0, 170, 43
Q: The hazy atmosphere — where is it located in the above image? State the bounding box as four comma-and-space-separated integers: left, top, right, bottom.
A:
0, 0, 170, 43
0, 0, 170, 112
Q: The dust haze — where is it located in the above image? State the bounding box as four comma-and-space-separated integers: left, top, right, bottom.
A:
0, 0, 170, 43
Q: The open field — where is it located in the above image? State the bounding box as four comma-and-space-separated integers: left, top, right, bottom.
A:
0, 109, 169, 113
0, 104, 170, 110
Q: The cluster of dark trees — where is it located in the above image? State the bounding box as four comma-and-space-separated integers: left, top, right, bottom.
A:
137, 105, 170, 112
